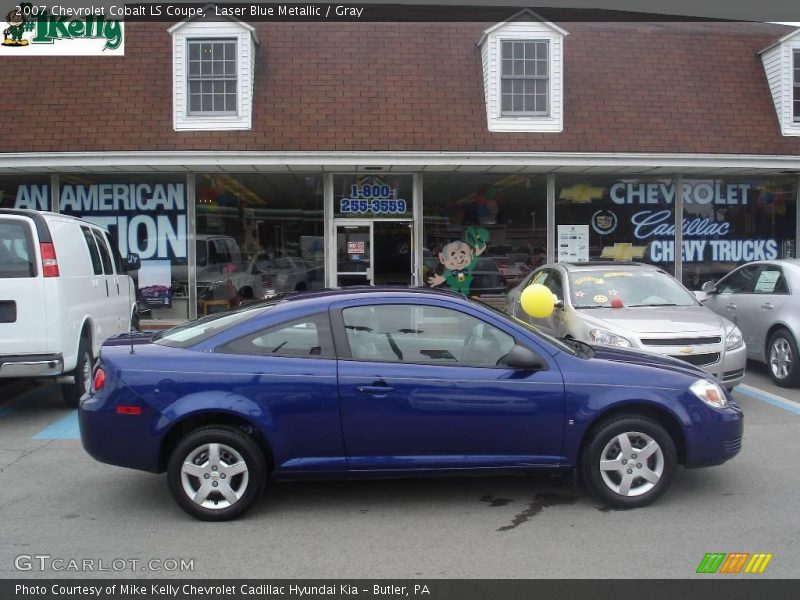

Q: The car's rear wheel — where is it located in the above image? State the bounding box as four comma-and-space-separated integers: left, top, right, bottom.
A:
167, 426, 266, 521
581, 415, 676, 509
62, 336, 92, 408
767, 329, 800, 388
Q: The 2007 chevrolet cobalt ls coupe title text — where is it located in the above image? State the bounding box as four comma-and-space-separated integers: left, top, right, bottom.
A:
79, 288, 743, 520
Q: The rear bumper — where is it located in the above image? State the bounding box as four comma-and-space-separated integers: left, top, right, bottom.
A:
0, 354, 63, 378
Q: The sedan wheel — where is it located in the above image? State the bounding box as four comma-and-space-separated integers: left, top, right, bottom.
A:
582, 416, 676, 508
768, 330, 800, 387
167, 427, 266, 521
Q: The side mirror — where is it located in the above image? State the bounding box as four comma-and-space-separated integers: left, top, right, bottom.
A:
701, 280, 718, 294
693, 291, 708, 303
505, 344, 548, 371
124, 253, 141, 272
554, 298, 564, 309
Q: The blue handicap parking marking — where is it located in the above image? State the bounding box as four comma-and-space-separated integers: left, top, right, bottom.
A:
33, 411, 80, 440
735, 384, 800, 416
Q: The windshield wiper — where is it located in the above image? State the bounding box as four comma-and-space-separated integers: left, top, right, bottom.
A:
559, 337, 594, 358
626, 303, 680, 307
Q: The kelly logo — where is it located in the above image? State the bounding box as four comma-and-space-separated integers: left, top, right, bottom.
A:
696, 552, 773, 574
1, 2, 123, 54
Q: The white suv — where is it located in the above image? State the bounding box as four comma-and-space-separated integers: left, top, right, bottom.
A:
0, 210, 139, 406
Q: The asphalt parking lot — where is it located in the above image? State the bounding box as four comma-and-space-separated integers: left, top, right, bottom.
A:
0, 362, 798, 580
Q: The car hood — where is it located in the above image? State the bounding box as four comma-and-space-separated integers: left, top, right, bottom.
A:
576, 305, 727, 335
589, 344, 708, 380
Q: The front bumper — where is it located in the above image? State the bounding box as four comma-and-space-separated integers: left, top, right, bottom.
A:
684, 398, 744, 468
0, 354, 63, 378
633, 341, 747, 389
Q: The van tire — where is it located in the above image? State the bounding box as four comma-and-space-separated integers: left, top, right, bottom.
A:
63, 336, 92, 409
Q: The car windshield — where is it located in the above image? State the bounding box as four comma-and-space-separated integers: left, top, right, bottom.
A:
154, 301, 278, 348
567, 269, 697, 309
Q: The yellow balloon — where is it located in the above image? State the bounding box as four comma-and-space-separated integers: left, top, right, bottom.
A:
520, 283, 556, 318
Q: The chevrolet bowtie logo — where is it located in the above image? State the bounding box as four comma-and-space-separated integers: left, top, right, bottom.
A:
600, 243, 646, 261
679, 347, 694, 354
559, 184, 605, 203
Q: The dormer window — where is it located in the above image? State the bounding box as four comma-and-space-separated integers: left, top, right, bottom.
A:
501, 40, 549, 115
478, 9, 567, 133
759, 28, 800, 136
794, 49, 800, 122
169, 8, 259, 131
188, 39, 238, 115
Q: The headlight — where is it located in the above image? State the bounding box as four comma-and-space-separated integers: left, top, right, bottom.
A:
690, 379, 728, 408
725, 326, 744, 351
589, 329, 632, 348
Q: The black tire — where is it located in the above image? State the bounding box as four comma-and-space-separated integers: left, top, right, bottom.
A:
167, 426, 266, 521
62, 336, 92, 409
581, 415, 676, 509
767, 329, 800, 388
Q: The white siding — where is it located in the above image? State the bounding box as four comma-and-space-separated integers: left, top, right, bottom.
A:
478, 16, 566, 133
761, 45, 782, 123
172, 19, 256, 131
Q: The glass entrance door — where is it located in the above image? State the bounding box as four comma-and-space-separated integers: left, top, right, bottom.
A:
336, 222, 372, 287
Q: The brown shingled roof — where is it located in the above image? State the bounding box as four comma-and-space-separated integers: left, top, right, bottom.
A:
1, 19, 798, 155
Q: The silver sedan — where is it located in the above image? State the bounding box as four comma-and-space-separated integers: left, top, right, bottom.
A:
506, 262, 747, 389
701, 259, 800, 387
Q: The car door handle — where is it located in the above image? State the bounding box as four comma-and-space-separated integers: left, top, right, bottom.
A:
726, 303, 736, 310
761, 303, 775, 310
357, 384, 395, 395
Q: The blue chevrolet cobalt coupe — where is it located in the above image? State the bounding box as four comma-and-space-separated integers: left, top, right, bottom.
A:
79, 288, 743, 520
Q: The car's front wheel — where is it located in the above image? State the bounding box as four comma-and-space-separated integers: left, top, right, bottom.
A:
167, 426, 266, 521
581, 415, 676, 509
767, 329, 800, 388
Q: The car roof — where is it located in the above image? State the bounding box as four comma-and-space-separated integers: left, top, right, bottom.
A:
542, 261, 662, 272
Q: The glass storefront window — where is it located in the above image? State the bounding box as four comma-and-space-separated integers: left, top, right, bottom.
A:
681, 176, 797, 289
195, 173, 324, 316
58, 174, 189, 322
0, 175, 51, 210
555, 175, 677, 275
422, 173, 547, 297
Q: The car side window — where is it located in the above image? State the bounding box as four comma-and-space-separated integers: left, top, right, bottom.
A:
532, 270, 548, 285
80, 226, 103, 276
542, 271, 564, 301
104, 231, 125, 273
752, 266, 789, 295
217, 313, 335, 359
717, 265, 759, 294
91, 229, 114, 275
341, 304, 516, 368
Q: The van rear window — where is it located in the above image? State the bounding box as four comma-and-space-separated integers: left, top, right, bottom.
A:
0, 219, 36, 278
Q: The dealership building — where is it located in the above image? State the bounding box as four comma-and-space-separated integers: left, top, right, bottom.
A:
2, 8, 800, 324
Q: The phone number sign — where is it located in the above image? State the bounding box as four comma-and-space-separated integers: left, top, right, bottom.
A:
339, 183, 408, 215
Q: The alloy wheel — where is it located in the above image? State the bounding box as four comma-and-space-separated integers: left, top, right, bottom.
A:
770, 337, 793, 381
599, 431, 664, 497
180, 443, 250, 510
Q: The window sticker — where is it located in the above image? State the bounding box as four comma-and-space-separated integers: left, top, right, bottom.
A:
593, 294, 608, 304
603, 272, 634, 278
754, 270, 781, 293
574, 276, 604, 285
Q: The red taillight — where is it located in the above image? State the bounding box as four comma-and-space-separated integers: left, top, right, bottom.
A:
40, 242, 59, 277
92, 367, 106, 391
116, 405, 142, 415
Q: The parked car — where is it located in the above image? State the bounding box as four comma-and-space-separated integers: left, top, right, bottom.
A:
493, 256, 529, 288
507, 262, 747, 390
701, 259, 800, 387
191, 235, 263, 303
252, 254, 324, 294
80, 287, 743, 520
0, 209, 139, 406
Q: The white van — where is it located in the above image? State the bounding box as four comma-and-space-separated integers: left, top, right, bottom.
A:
0, 209, 139, 406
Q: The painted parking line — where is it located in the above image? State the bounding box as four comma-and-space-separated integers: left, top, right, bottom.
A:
33, 411, 80, 440
735, 384, 800, 416
0, 383, 58, 418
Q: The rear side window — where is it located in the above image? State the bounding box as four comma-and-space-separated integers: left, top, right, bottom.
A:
80, 226, 103, 275
0, 219, 36, 278
104, 231, 125, 273
154, 302, 277, 348
217, 313, 335, 359
91, 229, 114, 274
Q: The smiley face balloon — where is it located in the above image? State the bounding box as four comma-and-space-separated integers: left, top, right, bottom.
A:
520, 283, 556, 318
